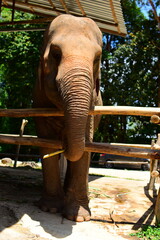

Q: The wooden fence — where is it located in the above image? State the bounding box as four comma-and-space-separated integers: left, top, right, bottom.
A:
0, 105, 160, 224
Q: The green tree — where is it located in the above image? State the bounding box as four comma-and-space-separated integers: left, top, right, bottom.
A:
0, 9, 43, 154
95, 0, 160, 144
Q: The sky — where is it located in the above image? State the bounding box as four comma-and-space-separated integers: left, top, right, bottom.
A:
139, 2, 160, 18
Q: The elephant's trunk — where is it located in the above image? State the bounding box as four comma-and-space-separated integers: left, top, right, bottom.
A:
58, 59, 92, 162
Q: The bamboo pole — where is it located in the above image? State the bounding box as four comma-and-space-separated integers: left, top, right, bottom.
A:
0, 106, 160, 117
0, 134, 160, 160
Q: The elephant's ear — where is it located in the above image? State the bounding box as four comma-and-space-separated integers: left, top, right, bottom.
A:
95, 71, 101, 96
37, 56, 44, 90
40, 45, 61, 82
93, 54, 101, 96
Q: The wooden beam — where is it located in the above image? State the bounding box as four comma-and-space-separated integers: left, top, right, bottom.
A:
110, 143, 153, 149
109, 0, 120, 34
0, 134, 160, 160
86, 142, 160, 160
0, 27, 46, 32
0, 134, 62, 149
75, 0, 86, 16
59, 0, 69, 14
0, 106, 160, 118
0, 108, 63, 117
0, 152, 40, 158
90, 106, 160, 117
0, 17, 54, 26
48, 0, 60, 15
11, 0, 15, 22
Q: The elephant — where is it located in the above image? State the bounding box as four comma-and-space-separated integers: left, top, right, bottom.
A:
33, 14, 103, 222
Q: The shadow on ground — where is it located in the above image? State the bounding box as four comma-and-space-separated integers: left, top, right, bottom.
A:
0, 166, 75, 239
0, 165, 157, 240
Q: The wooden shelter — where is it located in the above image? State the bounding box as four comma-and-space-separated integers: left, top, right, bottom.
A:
0, 0, 127, 36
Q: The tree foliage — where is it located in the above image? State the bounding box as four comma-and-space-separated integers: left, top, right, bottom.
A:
95, 0, 160, 144
0, 9, 43, 153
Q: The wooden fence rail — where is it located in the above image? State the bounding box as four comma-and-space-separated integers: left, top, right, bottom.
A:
0, 134, 160, 160
0, 106, 160, 117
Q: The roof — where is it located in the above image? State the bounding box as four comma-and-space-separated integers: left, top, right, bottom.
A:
0, 0, 127, 36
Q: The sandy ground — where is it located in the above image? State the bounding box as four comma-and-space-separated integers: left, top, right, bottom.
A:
0, 161, 159, 240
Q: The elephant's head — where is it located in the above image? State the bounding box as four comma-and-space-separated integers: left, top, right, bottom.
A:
40, 15, 102, 161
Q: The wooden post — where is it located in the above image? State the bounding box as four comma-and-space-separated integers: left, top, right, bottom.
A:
147, 139, 159, 190
153, 134, 160, 225
13, 119, 28, 168
155, 188, 160, 225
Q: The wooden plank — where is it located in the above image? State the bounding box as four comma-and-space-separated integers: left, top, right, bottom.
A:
0, 108, 64, 117
0, 106, 160, 117
86, 142, 160, 160
0, 152, 40, 158
110, 143, 153, 149
0, 134, 62, 149
75, 0, 86, 16
0, 17, 54, 26
104, 161, 149, 164
90, 106, 160, 117
59, 0, 69, 13
0, 134, 160, 160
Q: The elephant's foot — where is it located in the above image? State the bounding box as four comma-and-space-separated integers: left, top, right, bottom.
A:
35, 195, 64, 213
63, 195, 91, 222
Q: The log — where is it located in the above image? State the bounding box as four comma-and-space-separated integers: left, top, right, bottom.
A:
0, 152, 40, 159
0, 106, 160, 117
86, 142, 160, 160
0, 134, 160, 160
14, 119, 28, 168
0, 108, 64, 117
0, 134, 62, 149
155, 189, 160, 225
105, 161, 149, 165
90, 106, 160, 116
110, 143, 153, 149
150, 115, 160, 124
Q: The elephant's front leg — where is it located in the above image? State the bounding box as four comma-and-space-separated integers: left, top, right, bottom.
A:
63, 152, 91, 222
36, 148, 64, 213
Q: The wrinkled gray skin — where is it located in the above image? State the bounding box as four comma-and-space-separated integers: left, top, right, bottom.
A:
33, 14, 103, 222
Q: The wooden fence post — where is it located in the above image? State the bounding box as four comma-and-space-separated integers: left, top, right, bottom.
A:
13, 119, 28, 168
155, 185, 160, 225
153, 134, 160, 225
147, 139, 158, 191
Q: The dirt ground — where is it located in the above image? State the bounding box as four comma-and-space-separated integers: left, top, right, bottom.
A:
0, 161, 158, 240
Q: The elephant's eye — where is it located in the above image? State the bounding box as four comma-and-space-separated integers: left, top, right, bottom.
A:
51, 45, 62, 65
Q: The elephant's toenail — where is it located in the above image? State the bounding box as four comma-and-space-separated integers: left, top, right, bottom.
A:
75, 216, 84, 222
84, 216, 90, 221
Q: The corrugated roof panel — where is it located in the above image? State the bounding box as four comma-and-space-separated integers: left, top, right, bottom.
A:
1, 0, 127, 36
